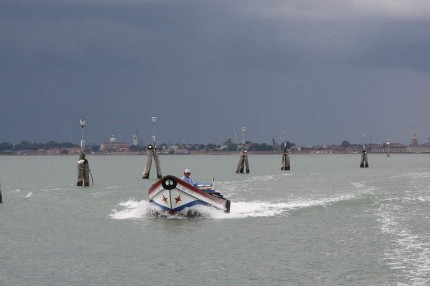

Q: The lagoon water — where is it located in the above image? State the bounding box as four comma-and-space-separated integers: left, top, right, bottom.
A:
1, 154, 430, 285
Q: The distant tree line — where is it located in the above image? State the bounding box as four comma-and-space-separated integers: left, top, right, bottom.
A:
0, 140, 297, 153
341, 140, 350, 148
0, 141, 78, 151
185, 141, 296, 152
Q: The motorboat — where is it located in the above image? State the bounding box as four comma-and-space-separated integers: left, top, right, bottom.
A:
148, 175, 230, 214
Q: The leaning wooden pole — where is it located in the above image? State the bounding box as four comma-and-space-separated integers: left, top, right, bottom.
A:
360, 149, 369, 168
153, 146, 163, 179
281, 148, 290, 171
236, 150, 244, 173
142, 145, 154, 179
244, 151, 250, 173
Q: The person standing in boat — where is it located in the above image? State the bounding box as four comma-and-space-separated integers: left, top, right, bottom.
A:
181, 169, 198, 187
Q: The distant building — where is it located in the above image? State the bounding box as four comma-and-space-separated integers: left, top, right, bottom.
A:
407, 132, 430, 153
67, 147, 82, 155
223, 138, 233, 146
369, 143, 407, 153
132, 131, 138, 146
410, 132, 419, 146
272, 138, 281, 152
46, 148, 61, 155
291, 145, 301, 152
100, 135, 130, 153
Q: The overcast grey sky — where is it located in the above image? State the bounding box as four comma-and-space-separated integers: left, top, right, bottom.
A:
1, 0, 429, 146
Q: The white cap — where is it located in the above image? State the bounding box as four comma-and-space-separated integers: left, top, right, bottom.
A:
184, 169, 191, 173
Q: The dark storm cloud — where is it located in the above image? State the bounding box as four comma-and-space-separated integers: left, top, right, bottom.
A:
1, 0, 429, 146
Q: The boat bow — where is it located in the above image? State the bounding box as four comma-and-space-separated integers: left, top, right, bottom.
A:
148, 175, 230, 213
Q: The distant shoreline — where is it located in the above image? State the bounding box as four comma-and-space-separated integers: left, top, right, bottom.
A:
1, 151, 429, 156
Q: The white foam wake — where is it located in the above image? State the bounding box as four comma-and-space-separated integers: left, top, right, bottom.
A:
109, 199, 150, 220
377, 202, 430, 284
110, 194, 355, 220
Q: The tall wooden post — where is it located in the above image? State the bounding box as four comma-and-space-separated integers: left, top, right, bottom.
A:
142, 144, 162, 179
77, 152, 91, 186
360, 133, 369, 168
360, 149, 369, 168
0, 183, 2, 203
154, 147, 162, 178
142, 145, 153, 178
236, 149, 250, 173
281, 148, 290, 171
386, 139, 390, 157
236, 127, 250, 174
281, 130, 290, 171
143, 116, 162, 179
76, 117, 92, 186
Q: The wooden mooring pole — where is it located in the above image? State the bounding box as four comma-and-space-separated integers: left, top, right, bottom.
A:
0, 182, 2, 203
360, 149, 369, 168
77, 152, 92, 186
143, 116, 162, 179
142, 144, 162, 179
76, 117, 92, 187
236, 149, 250, 174
281, 148, 290, 171
386, 139, 390, 157
236, 127, 250, 174
280, 130, 290, 171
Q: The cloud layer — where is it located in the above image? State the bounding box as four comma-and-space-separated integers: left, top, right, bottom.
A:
1, 0, 429, 145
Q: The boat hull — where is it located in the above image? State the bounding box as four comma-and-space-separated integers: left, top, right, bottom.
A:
148, 175, 230, 213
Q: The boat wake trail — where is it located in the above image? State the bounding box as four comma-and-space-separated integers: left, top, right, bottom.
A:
377, 199, 430, 284
109, 199, 149, 220
110, 194, 355, 220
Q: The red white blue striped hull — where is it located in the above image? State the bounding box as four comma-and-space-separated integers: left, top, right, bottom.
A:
148, 175, 230, 214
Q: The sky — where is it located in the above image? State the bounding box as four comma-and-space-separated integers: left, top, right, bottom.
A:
1, 0, 430, 147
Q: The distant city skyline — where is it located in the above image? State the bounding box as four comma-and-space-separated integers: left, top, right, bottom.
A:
1, 1, 429, 146
2, 127, 428, 148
